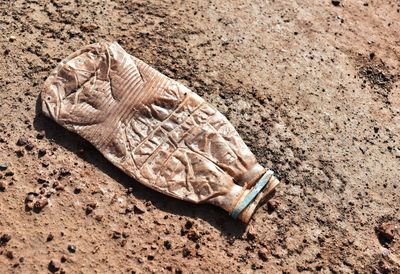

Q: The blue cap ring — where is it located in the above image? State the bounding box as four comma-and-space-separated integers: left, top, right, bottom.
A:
231, 169, 274, 219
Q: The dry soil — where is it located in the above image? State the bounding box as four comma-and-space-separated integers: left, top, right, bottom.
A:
0, 0, 399, 273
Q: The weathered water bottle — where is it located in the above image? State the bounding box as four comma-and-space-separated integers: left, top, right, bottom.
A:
41, 42, 279, 222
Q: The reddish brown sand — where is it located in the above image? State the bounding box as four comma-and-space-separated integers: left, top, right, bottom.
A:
0, 0, 399, 273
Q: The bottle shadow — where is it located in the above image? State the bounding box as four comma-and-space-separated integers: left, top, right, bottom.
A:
33, 96, 248, 239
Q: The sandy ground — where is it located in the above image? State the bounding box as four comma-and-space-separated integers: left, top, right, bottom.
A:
0, 0, 399, 273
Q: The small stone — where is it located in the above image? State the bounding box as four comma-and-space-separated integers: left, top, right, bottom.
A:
5, 251, 14, 259
47, 233, 54, 242
25, 201, 34, 210
125, 204, 134, 213
112, 231, 122, 239
246, 228, 256, 241
122, 232, 129, 238
25, 143, 34, 151
48, 260, 61, 272
0, 234, 12, 246
163, 240, 172, 250
25, 193, 36, 203
146, 254, 154, 261
9, 35, 16, 42
85, 205, 93, 215
16, 137, 28, 146
38, 148, 47, 157
0, 162, 8, 171
266, 200, 279, 213
94, 214, 103, 221
185, 220, 194, 230
133, 204, 145, 214
0, 181, 7, 191
85, 202, 97, 214
37, 178, 48, 185
59, 168, 71, 177
60, 255, 67, 263
369, 52, 375, 60
5, 171, 14, 177
73, 187, 81, 194
36, 131, 45, 139
376, 222, 396, 245
126, 187, 134, 195
80, 23, 99, 32
15, 150, 24, 157
55, 185, 64, 191
67, 244, 76, 253
258, 250, 268, 262
182, 247, 191, 257
187, 230, 200, 242
34, 198, 48, 211
42, 161, 50, 168
331, 0, 341, 6
382, 248, 390, 257
378, 260, 392, 274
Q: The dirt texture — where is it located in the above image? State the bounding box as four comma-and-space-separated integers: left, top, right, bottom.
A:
0, 0, 399, 273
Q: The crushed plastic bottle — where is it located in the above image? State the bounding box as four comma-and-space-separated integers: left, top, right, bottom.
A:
41, 42, 279, 222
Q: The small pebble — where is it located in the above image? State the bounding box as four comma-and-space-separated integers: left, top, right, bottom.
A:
48, 260, 61, 273
0, 234, 12, 246
182, 247, 191, 257
5, 171, 14, 177
125, 204, 134, 213
47, 233, 54, 242
258, 250, 268, 262
0, 162, 8, 171
15, 150, 24, 157
185, 220, 194, 229
5, 251, 14, 259
376, 222, 396, 245
59, 168, 71, 177
25, 143, 34, 151
94, 214, 103, 221
163, 240, 172, 250
112, 231, 122, 239
147, 255, 154, 261
9, 35, 16, 42
246, 228, 256, 241
187, 230, 200, 242
36, 131, 45, 139
266, 200, 279, 213
38, 148, 46, 157
126, 187, 134, 195
55, 184, 64, 191
25, 193, 36, 203
67, 244, 76, 253
331, 0, 341, 6
85, 205, 93, 215
34, 198, 48, 211
0, 181, 7, 191
133, 204, 145, 214
16, 137, 28, 146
